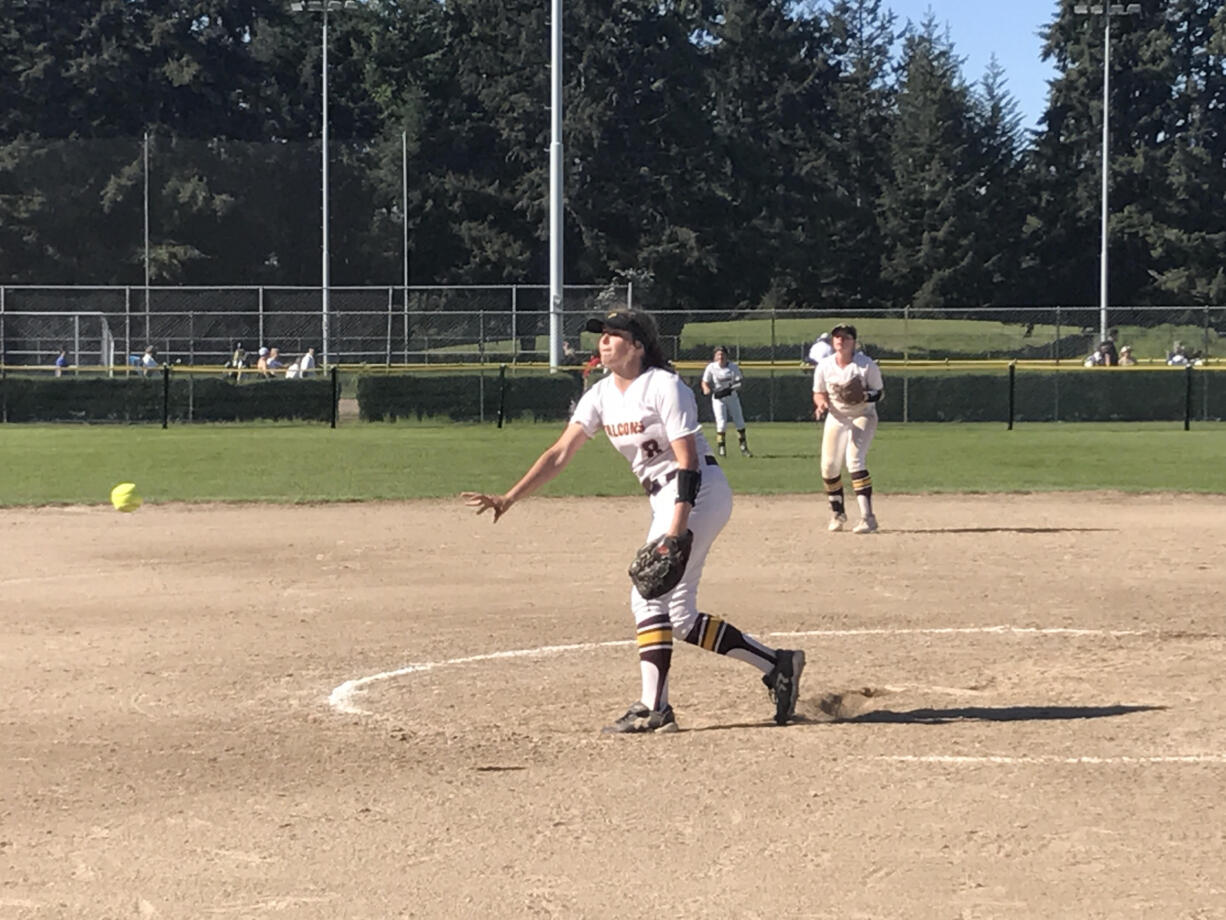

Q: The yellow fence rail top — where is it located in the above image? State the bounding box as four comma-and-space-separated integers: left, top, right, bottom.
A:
1, 358, 1220, 375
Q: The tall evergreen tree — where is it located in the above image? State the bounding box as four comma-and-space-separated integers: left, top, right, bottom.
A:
878, 15, 982, 309
1132, 0, 1226, 305
561, 0, 724, 313
1030, 0, 1190, 310
703, 0, 839, 310
822, 0, 897, 308
964, 56, 1028, 306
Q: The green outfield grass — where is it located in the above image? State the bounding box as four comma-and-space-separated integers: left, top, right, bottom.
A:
679, 317, 1219, 362
2, 421, 1225, 507
440, 315, 1218, 364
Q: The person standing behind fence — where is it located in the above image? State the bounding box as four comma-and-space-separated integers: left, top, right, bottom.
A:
141, 346, 158, 377
256, 347, 272, 377
298, 347, 316, 378
229, 342, 247, 381
806, 331, 834, 366
812, 324, 884, 534
54, 348, 68, 377
700, 346, 752, 458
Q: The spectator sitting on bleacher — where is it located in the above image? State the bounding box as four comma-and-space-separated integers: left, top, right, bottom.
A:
1167, 342, 1190, 366
1119, 345, 1137, 366
141, 346, 158, 376
267, 347, 283, 372
256, 346, 272, 377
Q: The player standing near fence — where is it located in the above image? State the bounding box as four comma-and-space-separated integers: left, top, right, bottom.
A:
462, 309, 804, 733
700, 346, 752, 458
812, 324, 884, 534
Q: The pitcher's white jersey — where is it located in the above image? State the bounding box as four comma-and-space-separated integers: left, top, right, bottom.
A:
701, 361, 743, 393
571, 366, 713, 484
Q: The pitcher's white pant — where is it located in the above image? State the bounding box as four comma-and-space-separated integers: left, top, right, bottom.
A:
631, 466, 732, 639
820, 410, 878, 478
712, 394, 745, 432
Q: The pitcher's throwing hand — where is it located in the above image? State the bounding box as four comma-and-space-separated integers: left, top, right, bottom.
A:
461, 491, 513, 522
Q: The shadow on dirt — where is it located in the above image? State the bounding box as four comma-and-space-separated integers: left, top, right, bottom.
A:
815, 703, 1165, 725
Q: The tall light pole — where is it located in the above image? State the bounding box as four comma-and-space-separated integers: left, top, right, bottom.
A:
548, 0, 564, 371
291, 0, 358, 368
1073, 3, 1140, 345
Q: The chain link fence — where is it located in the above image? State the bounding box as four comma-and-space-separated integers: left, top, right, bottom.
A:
0, 284, 633, 370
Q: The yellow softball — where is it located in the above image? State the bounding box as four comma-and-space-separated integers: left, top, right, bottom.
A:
110, 482, 143, 513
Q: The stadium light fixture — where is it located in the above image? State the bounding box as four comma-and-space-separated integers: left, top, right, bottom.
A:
289, 0, 360, 368
1072, 2, 1141, 345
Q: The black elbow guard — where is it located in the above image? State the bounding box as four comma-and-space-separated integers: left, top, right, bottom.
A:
675, 468, 701, 505
865, 389, 883, 403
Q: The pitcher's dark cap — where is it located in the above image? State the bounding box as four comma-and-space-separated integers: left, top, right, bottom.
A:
584, 310, 648, 340
830, 323, 858, 339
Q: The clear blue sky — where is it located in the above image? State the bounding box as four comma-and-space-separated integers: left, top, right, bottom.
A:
886, 1, 1061, 131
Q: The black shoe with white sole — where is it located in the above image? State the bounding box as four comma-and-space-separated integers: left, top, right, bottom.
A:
761, 649, 805, 725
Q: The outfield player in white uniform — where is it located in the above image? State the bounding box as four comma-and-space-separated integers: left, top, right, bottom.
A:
806, 331, 834, 366
700, 346, 752, 458
812, 323, 884, 534
463, 309, 804, 733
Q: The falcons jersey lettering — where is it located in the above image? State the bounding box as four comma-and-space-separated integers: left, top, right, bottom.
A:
571, 366, 712, 484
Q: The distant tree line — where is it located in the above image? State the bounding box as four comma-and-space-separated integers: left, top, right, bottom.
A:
1, 0, 1224, 316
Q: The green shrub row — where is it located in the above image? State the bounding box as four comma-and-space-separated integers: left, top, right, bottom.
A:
4, 368, 1218, 424
0, 375, 334, 423
700, 368, 1223, 422
354, 368, 1223, 424
357, 370, 583, 422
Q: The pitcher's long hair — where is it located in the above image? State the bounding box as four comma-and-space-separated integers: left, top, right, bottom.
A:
630, 311, 673, 372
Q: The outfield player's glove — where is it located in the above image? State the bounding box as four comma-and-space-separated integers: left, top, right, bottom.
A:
628, 531, 693, 600
830, 377, 866, 404
712, 387, 733, 399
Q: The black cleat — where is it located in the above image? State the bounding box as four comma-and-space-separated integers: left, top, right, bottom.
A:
762, 649, 805, 725
601, 701, 679, 734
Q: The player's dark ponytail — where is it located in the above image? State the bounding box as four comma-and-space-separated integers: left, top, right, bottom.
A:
631, 311, 673, 372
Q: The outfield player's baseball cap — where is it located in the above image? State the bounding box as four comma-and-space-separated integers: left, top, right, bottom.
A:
830, 323, 857, 339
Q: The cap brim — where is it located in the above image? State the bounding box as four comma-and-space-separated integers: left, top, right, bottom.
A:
585, 315, 635, 335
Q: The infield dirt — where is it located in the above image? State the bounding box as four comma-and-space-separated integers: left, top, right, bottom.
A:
3, 494, 1224, 919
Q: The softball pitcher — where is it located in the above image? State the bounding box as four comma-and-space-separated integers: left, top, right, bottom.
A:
812, 324, 884, 534
463, 310, 804, 733
700, 346, 752, 457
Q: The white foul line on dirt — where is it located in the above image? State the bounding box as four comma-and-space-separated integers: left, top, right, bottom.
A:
771, 625, 1154, 638
328, 624, 1171, 716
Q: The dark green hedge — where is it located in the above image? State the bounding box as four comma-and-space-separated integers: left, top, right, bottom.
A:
7, 368, 1217, 425
357, 370, 582, 422
686, 368, 1223, 423
0, 374, 333, 422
